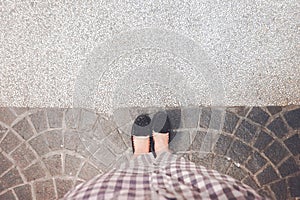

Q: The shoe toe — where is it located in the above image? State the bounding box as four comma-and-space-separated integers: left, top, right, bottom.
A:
131, 114, 152, 137
152, 111, 170, 133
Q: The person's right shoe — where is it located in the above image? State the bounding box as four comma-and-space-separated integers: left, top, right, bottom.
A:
132, 114, 152, 137
131, 114, 152, 154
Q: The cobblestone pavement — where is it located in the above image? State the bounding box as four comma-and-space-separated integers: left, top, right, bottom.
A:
0, 106, 299, 200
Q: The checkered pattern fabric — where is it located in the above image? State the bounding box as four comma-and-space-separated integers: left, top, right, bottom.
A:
64, 152, 266, 200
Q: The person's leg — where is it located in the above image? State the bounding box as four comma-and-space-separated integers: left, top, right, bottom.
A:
131, 113, 153, 159
151, 110, 172, 156
132, 136, 150, 159
151, 131, 264, 199
152, 131, 178, 166
152, 132, 170, 155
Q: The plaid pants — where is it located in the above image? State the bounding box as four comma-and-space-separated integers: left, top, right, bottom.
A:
64, 152, 266, 200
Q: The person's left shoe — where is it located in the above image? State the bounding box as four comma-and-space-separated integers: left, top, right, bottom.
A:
151, 110, 175, 156
152, 110, 171, 134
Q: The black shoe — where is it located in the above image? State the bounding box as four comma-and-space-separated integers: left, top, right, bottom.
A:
131, 114, 152, 153
152, 110, 171, 134
151, 110, 175, 157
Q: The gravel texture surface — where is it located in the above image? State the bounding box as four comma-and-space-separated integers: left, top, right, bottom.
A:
1, 1, 299, 110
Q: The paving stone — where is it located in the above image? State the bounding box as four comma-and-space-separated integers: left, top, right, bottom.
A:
246, 151, 267, 174
0, 152, 13, 175
242, 176, 259, 190
93, 145, 116, 168
65, 108, 81, 129
43, 154, 62, 176
253, 130, 273, 151
209, 109, 223, 130
258, 187, 274, 199
143, 107, 163, 116
288, 175, 300, 197
55, 178, 73, 198
284, 108, 300, 129
12, 118, 34, 140
226, 164, 247, 181
267, 106, 282, 115
128, 107, 145, 119
200, 108, 222, 131
222, 111, 239, 134
65, 154, 82, 176
190, 131, 206, 151
284, 134, 300, 155
278, 157, 299, 177
270, 179, 287, 200
44, 130, 63, 151
0, 181, 3, 191
0, 131, 22, 153
80, 132, 103, 155
257, 165, 279, 185
1, 106, 297, 198
30, 111, 48, 133
75, 180, 84, 186
93, 122, 109, 142
0, 168, 23, 189
247, 107, 270, 126
181, 107, 200, 128
188, 130, 197, 142
14, 184, 32, 200
29, 135, 50, 156
79, 162, 100, 180
166, 108, 181, 129
0, 124, 8, 140
195, 132, 214, 153
93, 118, 115, 140
23, 162, 46, 181
113, 108, 132, 128
189, 153, 214, 169
227, 139, 252, 163
0, 108, 16, 125
179, 153, 190, 161
113, 154, 129, 168
267, 117, 288, 138
226, 107, 250, 117
78, 109, 98, 132
264, 141, 289, 165
0, 190, 16, 200
104, 130, 127, 154
11, 144, 36, 168
199, 107, 211, 129
47, 108, 63, 128
169, 130, 190, 152
64, 130, 90, 157
211, 155, 231, 174
34, 179, 56, 200
120, 131, 132, 148
117, 122, 133, 143
11, 107, 28, 115
235, 119, 257, 143
213, 134, 233, 155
